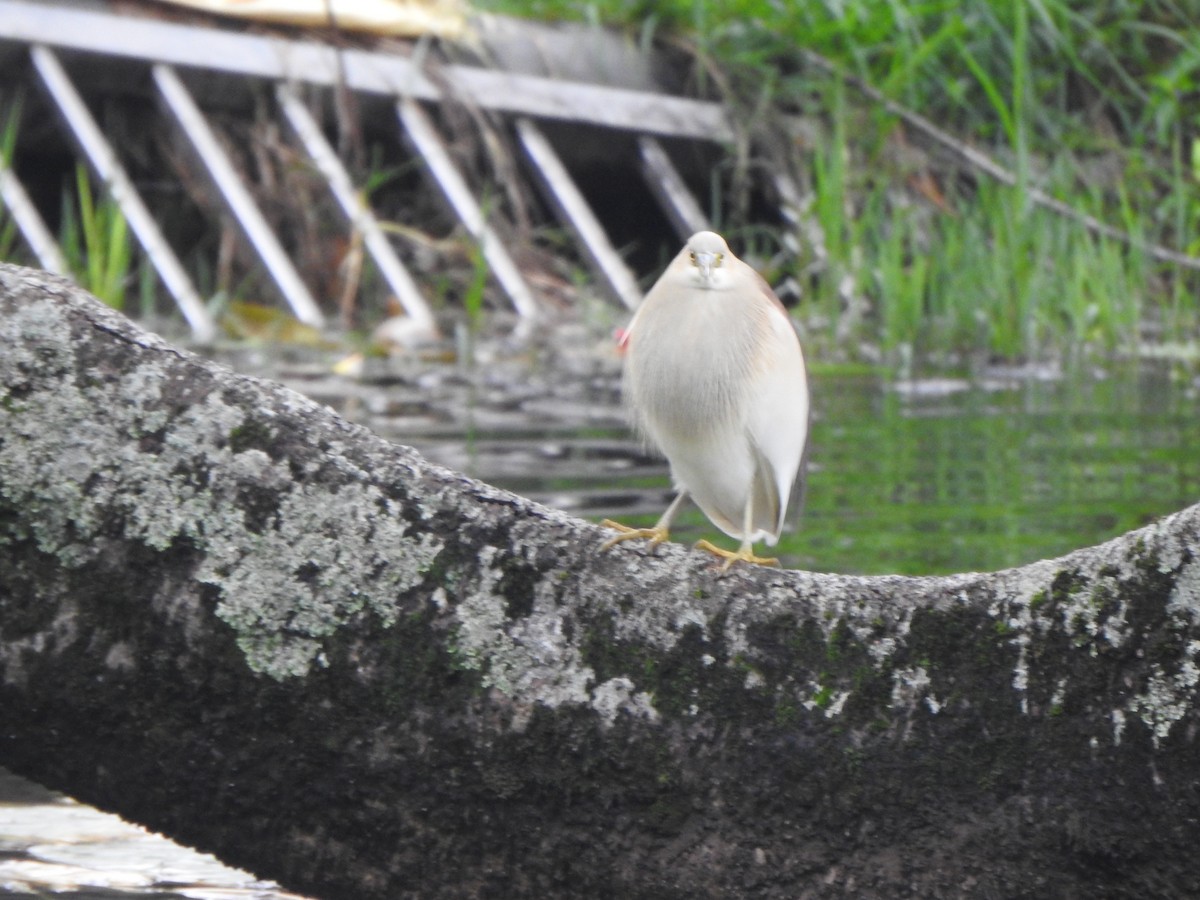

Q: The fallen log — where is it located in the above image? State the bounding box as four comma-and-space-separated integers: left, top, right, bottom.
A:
1, 262, 1198, 898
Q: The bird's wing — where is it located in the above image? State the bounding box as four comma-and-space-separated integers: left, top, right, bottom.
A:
745, 293, 810, 542
617, 303, 646, 351
747, 437, 782, 542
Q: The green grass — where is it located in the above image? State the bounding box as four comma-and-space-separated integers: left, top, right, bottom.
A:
797, 99, 1153, 360
477, 0, 1200, 361
0, 206, 16, 265
0, 94, 26, 265
59, 164, 133, 310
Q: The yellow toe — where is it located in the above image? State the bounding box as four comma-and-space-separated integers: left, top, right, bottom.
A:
694, 539, 780, 572
600, 519, 670, 552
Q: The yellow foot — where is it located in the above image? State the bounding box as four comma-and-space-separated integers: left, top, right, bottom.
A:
599, 520, 670, 553
694, 539, 780, 572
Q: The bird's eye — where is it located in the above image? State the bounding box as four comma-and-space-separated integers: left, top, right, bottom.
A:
689, 251, 696, 263
714, 253, 724, 267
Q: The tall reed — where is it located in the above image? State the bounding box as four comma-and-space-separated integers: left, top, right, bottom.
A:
59, 164, 133, 310
0, 94, 24, 264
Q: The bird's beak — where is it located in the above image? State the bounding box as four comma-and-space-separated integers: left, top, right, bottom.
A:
693, 251, 719, 281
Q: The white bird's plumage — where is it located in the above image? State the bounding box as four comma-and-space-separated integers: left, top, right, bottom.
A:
614, 231, 809, 562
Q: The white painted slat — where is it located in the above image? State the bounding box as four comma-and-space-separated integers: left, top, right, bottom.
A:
397, 98, 539, 318
1, 0, 438, 100
30, 46, 216, 342
154, 64, 325, 329
0, 164, 69, 275
637, 136, 710, 241
444, 66, 733, 142
515, 118, 641, 310
275, 84, 436, 330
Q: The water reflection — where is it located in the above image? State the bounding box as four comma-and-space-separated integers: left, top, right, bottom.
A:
797, 364, 1200, 574
0, 767, 305, 899
243, 342, 1200, 577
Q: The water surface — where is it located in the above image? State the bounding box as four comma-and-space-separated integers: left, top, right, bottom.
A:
795, 363, 1200, 574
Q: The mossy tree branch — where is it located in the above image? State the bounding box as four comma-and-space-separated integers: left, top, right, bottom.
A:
1, 263, 1199, 898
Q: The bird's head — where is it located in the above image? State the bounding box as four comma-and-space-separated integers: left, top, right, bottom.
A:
684, 231, 732, 288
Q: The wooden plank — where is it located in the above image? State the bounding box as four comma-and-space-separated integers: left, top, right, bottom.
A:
275, 84, 436, 330
636, 136, 709, 240
31, 46, 217, 342
443, 66, 734, 142
154, 64, 325, 329
0, 0, 732, 142
397, 98, 538, 318
515, 118, 641, 311
1, 0, 439, 99
0, 164, 69, 275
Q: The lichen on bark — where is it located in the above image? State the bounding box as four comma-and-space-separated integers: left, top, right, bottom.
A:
0, 288, 441, 680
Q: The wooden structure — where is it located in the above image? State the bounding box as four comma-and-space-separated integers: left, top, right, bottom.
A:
0, 0, 747, 338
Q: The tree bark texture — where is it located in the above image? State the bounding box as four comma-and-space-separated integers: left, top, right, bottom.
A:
2, 262, 1199, 898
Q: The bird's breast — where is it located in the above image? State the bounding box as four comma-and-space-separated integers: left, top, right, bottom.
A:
625, 290, 766, 442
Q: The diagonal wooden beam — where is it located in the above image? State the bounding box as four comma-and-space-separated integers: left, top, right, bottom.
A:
154, 64, 325, 329
0, 162, 68, 276
31, 45, 217, 342
275, 83, 436, 331
397, 98, 539, 318
636, 136, 709, 241
515, 118, 641, 310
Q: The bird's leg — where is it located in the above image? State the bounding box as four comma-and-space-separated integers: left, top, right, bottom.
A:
601, 492, 689, 553
694, 493, 780, 571
694, 539, 781, 572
